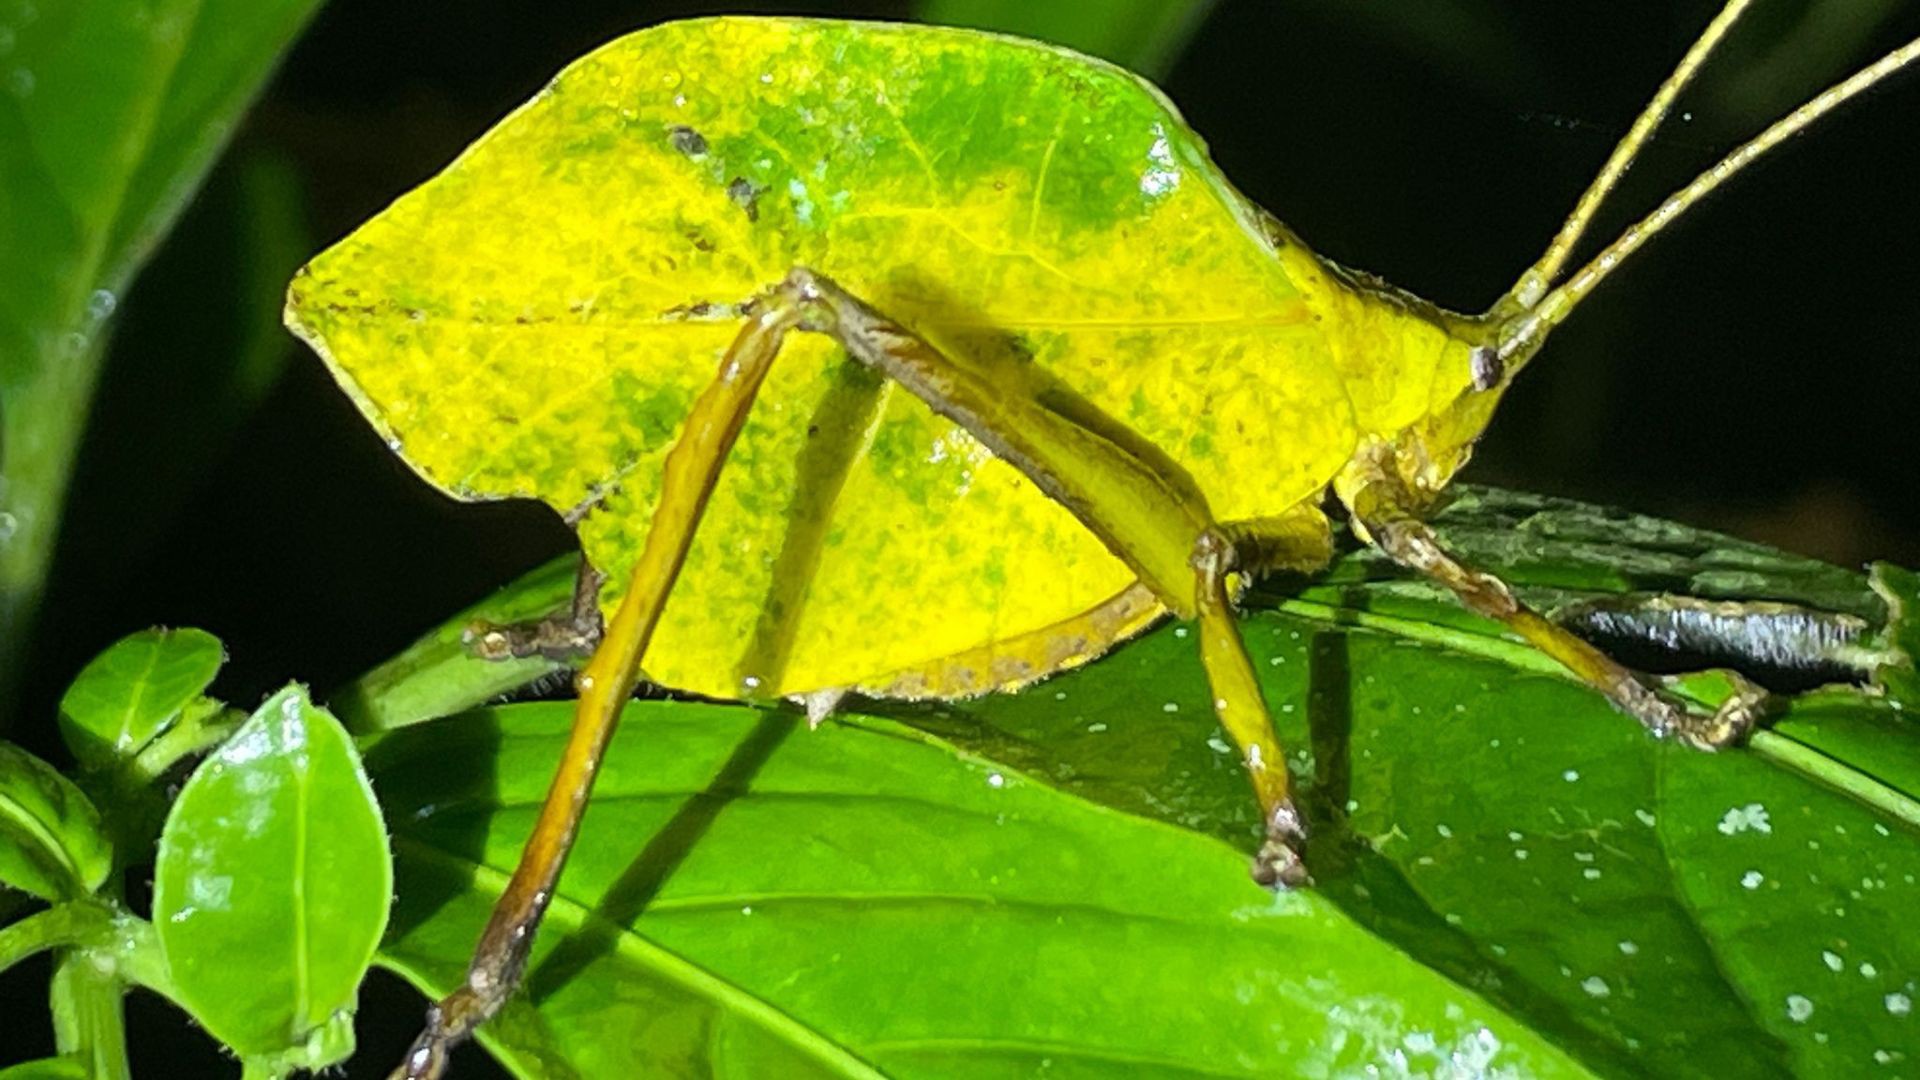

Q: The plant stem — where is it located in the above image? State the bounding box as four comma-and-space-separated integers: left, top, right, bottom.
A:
50, 949, 131, 1080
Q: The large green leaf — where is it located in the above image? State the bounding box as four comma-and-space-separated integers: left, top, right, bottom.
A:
152, 686, 390, 1069
356, 490, 1919, 1078
0, 0, 322, 719
368, 703, 1590, 1079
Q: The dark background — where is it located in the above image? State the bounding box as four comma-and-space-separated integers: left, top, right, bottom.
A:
7, 0, 1918, 1073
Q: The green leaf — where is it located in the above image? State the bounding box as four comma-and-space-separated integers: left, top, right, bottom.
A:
0, 1057, 88, 1080
939, 613, 1919, 1077
153, 686, 391, 1067
0, 744, 110, 902
0, 0, 322, 720
917, 0, 1217, 77
1870, 562, 1920, 705
57, 627, 224, 770
369, 703, 1591, 1079
360, 490, 1920, 1078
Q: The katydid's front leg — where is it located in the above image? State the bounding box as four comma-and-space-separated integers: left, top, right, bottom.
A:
1338, 448, 1769, 750
391, 299, 804, 1080
392, 268, 1317, 1078
466, 557, 606, 663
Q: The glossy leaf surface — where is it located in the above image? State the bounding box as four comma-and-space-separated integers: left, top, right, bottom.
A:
288, 18, 1482, 703
364, 490, 1920, 1079
152, 686, 390, 1065
56, 627, 224, 769
0, 745, 110, 902
369, 703, 1588, 1079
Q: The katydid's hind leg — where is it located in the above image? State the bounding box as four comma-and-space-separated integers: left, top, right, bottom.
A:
1343, 478, 1767, 749
466, 557, 607, 663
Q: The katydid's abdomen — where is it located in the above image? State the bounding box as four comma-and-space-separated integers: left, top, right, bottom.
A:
286, 17, 1482, 700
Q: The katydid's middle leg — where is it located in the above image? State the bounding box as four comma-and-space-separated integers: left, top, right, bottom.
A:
781, 268, 1316, 886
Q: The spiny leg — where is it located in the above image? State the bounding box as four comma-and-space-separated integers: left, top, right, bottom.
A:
391, 300, 803, 1080
1339, 458, 1766, 750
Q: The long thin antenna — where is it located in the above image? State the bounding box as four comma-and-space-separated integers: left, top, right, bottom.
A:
1498, 32, 1920, 366
1510, 0, 1755, 310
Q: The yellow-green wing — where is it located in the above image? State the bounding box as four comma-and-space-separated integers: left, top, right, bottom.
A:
287, 17, 1359, 699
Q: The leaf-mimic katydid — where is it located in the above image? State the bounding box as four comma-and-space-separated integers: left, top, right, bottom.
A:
282, 5, 1920, 1074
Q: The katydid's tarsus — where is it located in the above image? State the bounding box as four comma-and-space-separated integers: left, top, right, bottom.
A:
280, 6, 1920, 1076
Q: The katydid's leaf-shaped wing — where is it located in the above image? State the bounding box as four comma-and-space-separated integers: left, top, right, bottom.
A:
153, 686, 390, 1068
288, 18, 1430, 702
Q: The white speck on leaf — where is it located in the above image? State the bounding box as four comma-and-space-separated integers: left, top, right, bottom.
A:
1718, 803, 1772, 835
1787, 995, 1814, 1023
1139, 128, 1180, 197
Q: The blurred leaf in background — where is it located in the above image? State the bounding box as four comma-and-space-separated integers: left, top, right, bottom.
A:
0, 0, 322, 729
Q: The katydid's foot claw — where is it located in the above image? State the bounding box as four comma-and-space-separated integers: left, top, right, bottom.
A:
465, 615, 600, 663
1614, 669, 1770, 751
1252, 801, 1311, 889
390, 994, 478, 1080
1647, 671, 1771, 751
464, 564, 606, 664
